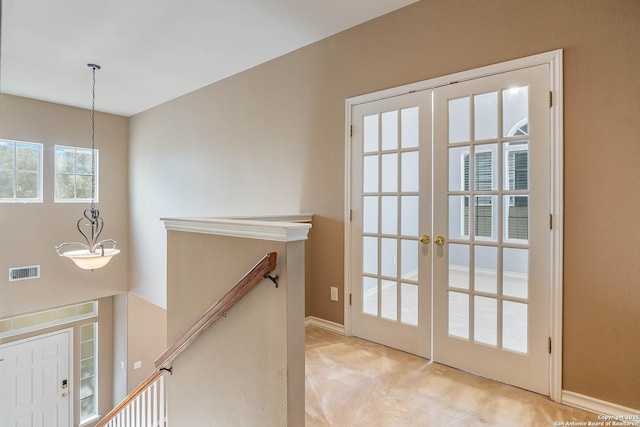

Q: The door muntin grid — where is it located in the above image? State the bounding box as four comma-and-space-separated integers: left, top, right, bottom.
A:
361, 106, 421, 326
446, 86, 531, 354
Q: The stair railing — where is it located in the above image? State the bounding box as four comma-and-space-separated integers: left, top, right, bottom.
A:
96, 252, 278, 427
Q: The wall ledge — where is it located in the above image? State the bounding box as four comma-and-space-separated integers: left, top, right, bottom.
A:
562, 390, 639, 416
161, 215, 312, 242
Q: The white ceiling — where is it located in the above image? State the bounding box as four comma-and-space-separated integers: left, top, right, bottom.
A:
0, 0, 418, 117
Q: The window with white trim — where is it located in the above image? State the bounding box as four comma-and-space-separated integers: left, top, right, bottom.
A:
462, 150, 494, 238
54, 145, 98, 202
0, 139, 43, 202
80, 322, 99, 423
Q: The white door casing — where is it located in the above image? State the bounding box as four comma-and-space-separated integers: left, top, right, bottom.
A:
0, 329, 72, 427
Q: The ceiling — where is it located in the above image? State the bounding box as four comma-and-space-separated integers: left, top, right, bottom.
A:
0, 0, 418, 117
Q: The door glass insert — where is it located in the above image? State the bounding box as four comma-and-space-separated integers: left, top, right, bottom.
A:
382, 111, 398, 150
401, 239, 419, 280
363, 277, 378, 316
474, 245, 497, 294
449, 97, 470, 143
381, 280, 397, 320
401, 151, 419, 192
503, 86, 529, 137
363, 196, 378, 233
401, 196, 419, 236
503, 248, 528, 299
474, 296, 497, 346
363, 155, 378, 193
448, 243, 469, 290
401, 107, 419, 148
381, 196, 397, 235
363, 115, 379, 152
362, 237, 378, 274
448, 291, 469, 339
503, 301, 528, 353
474, 195, 497, 241
381, 153, 398, 192
474, 92, 498, 140
401, 283, 418, 325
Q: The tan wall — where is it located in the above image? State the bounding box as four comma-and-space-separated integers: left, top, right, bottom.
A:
0, 296, 114, 427
127, 0, 640, 408
0, 94, 129, 318
166, 231, 304, 426
126, 292, 166, 393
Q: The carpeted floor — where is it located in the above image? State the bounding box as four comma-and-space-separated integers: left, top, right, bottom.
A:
305, 326, 599, 426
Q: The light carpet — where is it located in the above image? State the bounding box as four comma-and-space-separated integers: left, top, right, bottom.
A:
305, 326, 598, 426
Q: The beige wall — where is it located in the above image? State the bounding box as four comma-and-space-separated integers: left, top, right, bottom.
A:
129, 0, 640, 408
166, 231, 305, 426
0, 296, 115, 427
0, 94, 129, 318
126, 292, 166, 393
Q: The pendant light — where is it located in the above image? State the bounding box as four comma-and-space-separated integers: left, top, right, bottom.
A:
55, 64, 120, 270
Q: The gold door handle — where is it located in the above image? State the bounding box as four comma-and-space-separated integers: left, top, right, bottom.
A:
434, 236, 446, 246
420, 235, 430, 245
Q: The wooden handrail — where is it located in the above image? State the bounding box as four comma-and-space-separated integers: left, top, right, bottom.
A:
96, 251, 277, 427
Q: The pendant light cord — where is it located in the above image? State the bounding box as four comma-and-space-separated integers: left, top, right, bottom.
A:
90, 65, 97, 210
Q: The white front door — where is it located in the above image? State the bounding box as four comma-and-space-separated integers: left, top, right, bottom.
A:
432, 64, 551, 394
350, 91, 432, 358
0, 330, 72, 427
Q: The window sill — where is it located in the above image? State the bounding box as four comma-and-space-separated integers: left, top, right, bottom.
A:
79, 414, 101, 427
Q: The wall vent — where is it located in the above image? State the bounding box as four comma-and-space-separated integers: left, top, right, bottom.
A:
9, 265, 40, 282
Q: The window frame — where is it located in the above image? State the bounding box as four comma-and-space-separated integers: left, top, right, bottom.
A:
79, 322, 99, 425
0, 139, 44, 203
54, 144, 99, 203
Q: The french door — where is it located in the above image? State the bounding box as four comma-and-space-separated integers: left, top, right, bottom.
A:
350, 91, 432, 358
0, 330, 71, 427
350, 64, 552, 394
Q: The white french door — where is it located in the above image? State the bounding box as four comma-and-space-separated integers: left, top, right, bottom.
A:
0, 330, 72, 427
349, 63, 553, 394
432, 64, 551, 394
350, 91, 432, 358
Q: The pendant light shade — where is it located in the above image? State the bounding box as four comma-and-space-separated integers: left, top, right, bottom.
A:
55, 64, 119, 270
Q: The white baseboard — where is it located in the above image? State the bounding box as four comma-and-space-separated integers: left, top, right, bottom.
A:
562, 390, 640, 416
305, 316, 345, 335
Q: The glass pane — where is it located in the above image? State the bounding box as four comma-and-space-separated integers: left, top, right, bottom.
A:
448, 195, 469, 240
474, 296, 497, 346
81, 324, 95, 341
56, 174, 75, 199
81, 357, 95, 379
380, 196, 397, 235
474, 92, 498, 140
401, 151, 419, 192
448, 146, 469, 191
0, 319, 11, 333
76, 150, 93, 174
504, 195, 529, 242
80, 377, 95, 399
36, 310, 56, 324
400, 239, 418, 281
0, 142, 15, 169
448, 243, 469, 290
401, 283, 418, 326
475, 245, 497, 294
55, 147, 74, 173
13, 315, 35, 329
81, 396, 96, 418
0, 171, 15, 198
362, 196, 378, 233
475, 195, 497, 241
81, 341, 95, 358
76, 175, 93, 199
363, 115, 379, 153
381, 111, 398, 150
381, 280, 397, 320
380, 238, 397, 277
16, 171, 38, 198
503, 248, 528, 299
475, 144, 498, 191
363, 155, 379, 193
401, 107, 419, 148
504, 142, 529, 190
363, 277, 378, 316
400, 196, 419, 237
381, 154, 398, 193
77, 302, 96, 315
57, 306, 77, 319
448, 291, 469, 339
16, 144, 39, 171
503, 86, 529, 137
362, 237, 378, 275
503, 301, 528, 353
449, 97, 470, 143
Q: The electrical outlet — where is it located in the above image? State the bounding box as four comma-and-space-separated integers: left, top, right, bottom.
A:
330, 287, 339, 302
133, 361, 142, 370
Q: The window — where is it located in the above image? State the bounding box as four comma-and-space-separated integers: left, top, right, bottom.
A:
0, 139, 43, 202
0, 301, 98, 339
462, 150, 494, 238
55, 145, 98, 202
80, 323, 98, 423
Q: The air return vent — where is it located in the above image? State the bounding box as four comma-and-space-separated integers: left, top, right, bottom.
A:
9, 265, 40, 281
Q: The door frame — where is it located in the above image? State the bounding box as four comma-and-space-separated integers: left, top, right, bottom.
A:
344, 49, 563, 401
0, 327, 74, 427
